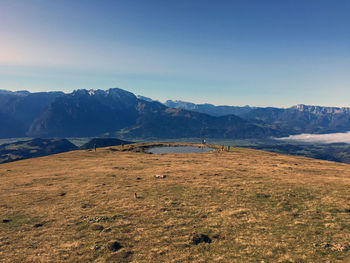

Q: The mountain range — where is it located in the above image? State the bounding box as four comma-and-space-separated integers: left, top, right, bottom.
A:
165, 100, 350, 135
1, 88, 350, 139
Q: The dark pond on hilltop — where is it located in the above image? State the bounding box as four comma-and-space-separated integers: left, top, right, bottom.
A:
147, 146, 213, 154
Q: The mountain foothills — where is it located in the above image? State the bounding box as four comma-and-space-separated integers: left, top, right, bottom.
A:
80, 138, 132, 150
1, 88, 350, 139
0, 137, 134, 164
0, 138, 77, 163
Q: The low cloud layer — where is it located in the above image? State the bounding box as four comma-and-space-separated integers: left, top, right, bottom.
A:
278, 132, 350, 144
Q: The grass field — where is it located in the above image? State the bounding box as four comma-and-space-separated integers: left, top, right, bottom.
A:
1, 143, 350, 262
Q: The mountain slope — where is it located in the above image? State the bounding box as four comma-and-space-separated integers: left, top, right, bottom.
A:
28, 89, 277, 139
243, 105, 350, 134
0, 91, 64, 138
122, 100, 276, 139
0, 111, 26, 138
28, 89, 139, 137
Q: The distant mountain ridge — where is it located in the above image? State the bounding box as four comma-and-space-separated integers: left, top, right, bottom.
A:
165, 100, 350, 135
165, 100, 350, 118
0, 89, 30, 96
164, 100, 255, 117
1, 88, 350, 139
292, 104, 350, 115
242, 105, 350, 134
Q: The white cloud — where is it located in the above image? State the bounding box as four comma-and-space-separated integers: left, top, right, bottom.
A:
278, 132, 350, 144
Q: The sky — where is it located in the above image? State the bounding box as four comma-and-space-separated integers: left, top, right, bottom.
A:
0, 0, 349, 107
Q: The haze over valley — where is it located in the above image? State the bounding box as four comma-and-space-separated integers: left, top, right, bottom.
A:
279, 131, 350, 144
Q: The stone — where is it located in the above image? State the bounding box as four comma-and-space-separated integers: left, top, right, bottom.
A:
107, 240, 122, 251
90, 224, 104, 231
189, 233, 212, 245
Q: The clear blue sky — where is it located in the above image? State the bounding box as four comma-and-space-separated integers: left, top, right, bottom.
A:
0, 0, 349, 107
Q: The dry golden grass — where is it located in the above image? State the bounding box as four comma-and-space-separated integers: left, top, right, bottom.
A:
1, 143, 350, 262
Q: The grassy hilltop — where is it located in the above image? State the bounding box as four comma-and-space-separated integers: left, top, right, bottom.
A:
1, 143, 350, 262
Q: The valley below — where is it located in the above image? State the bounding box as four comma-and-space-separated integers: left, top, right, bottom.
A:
2, 134, 350, 165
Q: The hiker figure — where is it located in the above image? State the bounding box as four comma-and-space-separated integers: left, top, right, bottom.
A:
94, 144, 97, 152
228, 145, 230, 152
121, 144, 124, 149
221, 145, 224, 151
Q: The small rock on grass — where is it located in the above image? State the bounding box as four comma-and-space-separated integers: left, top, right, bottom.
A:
2, 219, 11, 223
90, 223, 104, 231
189, 232, 212, 245
107, 240, 122, 252
103, 228, 112, 233
33, 223, 43, 228
91, 245, 101, 251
